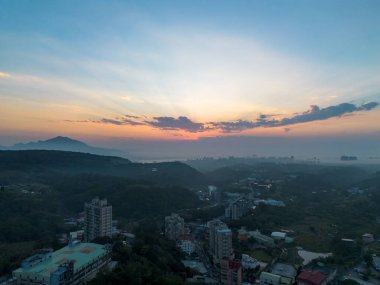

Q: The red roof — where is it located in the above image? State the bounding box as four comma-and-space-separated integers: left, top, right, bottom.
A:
229, 260, 242, 270
297, 271, 327, 285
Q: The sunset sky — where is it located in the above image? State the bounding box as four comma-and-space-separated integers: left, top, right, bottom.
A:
1, 0, 379, 146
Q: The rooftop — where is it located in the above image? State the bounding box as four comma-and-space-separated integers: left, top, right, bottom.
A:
298, 271, 327, 285
13, 243, 108, 278
271, 263, 296, 278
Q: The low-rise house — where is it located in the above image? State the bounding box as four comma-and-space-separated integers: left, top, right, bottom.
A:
186, 275, 219, 284
182, 260, 208, 275
249, 230, 275, 248
372, 255, 380, 271
362, 233, 374, 244
305, 263, 337, 283
178, 236, 195, 255
270, 263, 296, 285
271, 232, 287, 240
260, 272, 281, 285
297, 271, 327, 285
241, 254, 259, 270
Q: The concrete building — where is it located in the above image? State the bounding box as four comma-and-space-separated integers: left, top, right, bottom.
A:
186, 275, 219, 284
178, 236, 195, 255
12, 242, 111, 285
260, 272, 281, 285
271, 232, 287, 241
84, 197, 112, 242
249, 230, 275, 248
165, 213, 184, 241
220, 259, 242, 285
225, 199, 252, 220
208, 220, 227, 256
362, 233, 374, 243
372, 255, 380, 270
270, 263, 297, 285
241, 254, 259, 270
216, 228, 233, 260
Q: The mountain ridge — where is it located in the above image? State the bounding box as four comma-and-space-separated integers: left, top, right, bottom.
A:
5, 136, 127, 158
0, 149, 206, 186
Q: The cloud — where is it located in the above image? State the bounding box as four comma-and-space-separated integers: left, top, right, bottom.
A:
70, 101, 378, 133
210, 120, 257, 132
124, 114, 140, 119
0, 71, 11, 78
212, 102, 379, 132
99, 117, 144, 126
145, 116, 206, 132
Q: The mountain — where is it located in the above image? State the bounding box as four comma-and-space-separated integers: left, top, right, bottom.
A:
8, 136, 127, 158
0, 150, 206, 186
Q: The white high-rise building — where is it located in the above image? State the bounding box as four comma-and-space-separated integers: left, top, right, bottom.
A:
84, 197, 112, 242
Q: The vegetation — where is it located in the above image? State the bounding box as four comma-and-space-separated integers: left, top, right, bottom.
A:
0, 150, 204, 275
88, 222, 186, 285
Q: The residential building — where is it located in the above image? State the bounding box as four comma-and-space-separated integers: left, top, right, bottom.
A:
249, 230, 275, 248
186, 275, 219, 284
297, 271, 327, 285
362, 233, 374, 244
254, 199, 285, 207
241, 254, 259, 270
225, 199, 252, 220
12, 242, 111, 285
165, 213, 184, 241
216, 228, 233, 261
270, 263, 297, 285
208, 219, 227, 256
260, 272, 281, 285
178, 236, 195, 255
84, 197, 112, 242
182, 260, 208, 275
220, 259, 242, 285
372, 255, 380, 270
305, 264, 337, 283
271, 232, 287, 240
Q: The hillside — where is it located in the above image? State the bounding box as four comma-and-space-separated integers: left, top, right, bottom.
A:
0, 150, 206, 186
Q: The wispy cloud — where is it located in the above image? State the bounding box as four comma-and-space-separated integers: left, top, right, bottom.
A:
0, 71, 11, 78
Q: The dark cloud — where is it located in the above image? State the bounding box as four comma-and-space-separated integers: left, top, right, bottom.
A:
212, 102, 379, 132
279, 102, 377, 126
359, 102, 379, 110
210, 120, 257, 132
145, 116, 206, 132
124, 114, 140, 119
68, 101, 378, 133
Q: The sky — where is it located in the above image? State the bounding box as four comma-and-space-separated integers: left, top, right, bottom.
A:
0, 0, 379, 155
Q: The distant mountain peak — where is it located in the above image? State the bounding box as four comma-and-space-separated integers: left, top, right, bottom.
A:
9, 136, 128, 158
43, 136, 87, 146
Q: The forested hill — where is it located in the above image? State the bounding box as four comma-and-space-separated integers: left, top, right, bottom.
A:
0, 150, 206, 186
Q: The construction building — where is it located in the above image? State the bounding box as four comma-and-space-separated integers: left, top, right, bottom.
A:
84, 197, 112, 242
165, 213, 184, 241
